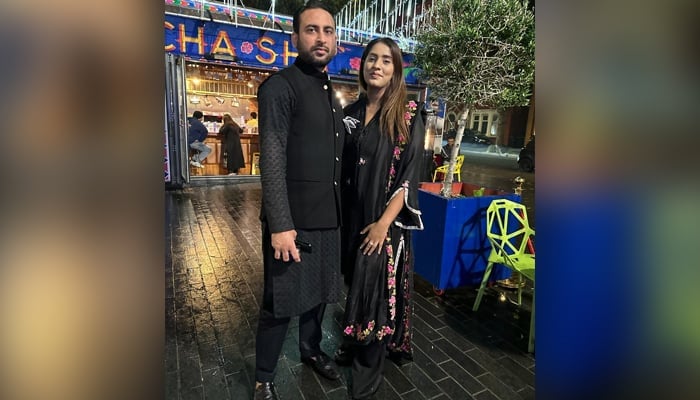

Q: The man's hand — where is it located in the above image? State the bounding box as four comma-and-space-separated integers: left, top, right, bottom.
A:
271, 230, 301, 262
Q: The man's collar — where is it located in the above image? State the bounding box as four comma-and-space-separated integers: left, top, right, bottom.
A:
294, 58, 328, 80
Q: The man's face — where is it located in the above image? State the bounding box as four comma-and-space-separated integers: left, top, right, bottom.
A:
447, 138, 455, 146
292, 8, 337, 70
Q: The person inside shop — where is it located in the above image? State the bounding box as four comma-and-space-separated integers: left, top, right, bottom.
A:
440, 131, 460, 164
247, 111, 258, 132
336, 37, 425, 400
252, 3, 344, 400
218, 114, 245, 175
188, 110, 210, 168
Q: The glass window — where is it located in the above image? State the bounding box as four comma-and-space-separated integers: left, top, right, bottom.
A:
470, 110, 499, 136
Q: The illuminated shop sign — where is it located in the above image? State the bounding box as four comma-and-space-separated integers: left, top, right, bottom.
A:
164, 14, 421, 84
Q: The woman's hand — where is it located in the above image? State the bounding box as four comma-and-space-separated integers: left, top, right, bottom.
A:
360, 221, 390, 255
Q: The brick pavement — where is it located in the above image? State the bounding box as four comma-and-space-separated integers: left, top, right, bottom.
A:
165, 183, 535, 400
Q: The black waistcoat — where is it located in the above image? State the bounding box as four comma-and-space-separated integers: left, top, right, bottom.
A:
276, 61, 344, 229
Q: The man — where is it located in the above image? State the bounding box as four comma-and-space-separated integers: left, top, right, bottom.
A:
253, 3, 344, 399
247, 111, 258, 129
187, 110, 210, 168
440, 132, 460, 164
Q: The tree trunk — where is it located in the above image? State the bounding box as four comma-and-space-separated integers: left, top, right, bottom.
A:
441, 108, 469, 197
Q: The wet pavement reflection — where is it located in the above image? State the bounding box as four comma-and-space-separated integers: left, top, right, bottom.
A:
166, 179, 535, 399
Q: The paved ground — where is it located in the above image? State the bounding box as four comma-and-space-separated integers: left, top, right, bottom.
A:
165, 183, 535, 400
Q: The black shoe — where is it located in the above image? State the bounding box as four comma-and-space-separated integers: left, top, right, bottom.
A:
334, 346, 353, 366
253, 381, 279, 400
301, 352, 340, 380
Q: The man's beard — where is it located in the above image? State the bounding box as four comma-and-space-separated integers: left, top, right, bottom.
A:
297, 45, 333, 69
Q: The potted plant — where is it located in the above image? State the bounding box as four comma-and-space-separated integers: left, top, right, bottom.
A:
414, 0, 535, 197
411, 0, 535, 291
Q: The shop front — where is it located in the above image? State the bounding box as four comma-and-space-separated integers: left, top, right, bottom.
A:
183, 62, 267, 177
164, 11, 425, 185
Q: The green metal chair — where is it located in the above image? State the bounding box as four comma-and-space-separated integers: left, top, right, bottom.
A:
472, 198, 536, 352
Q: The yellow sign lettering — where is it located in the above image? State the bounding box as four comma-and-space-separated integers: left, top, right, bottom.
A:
164, 22, 176, 51
283, 41, 298, 66
179, 24, 205, 55
256, 37, 276, 65
211, 30, 236, 56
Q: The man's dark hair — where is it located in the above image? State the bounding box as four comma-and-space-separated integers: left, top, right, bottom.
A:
193, 111, 203, 119
292, 1, 334, 33
251, 112, 257, 119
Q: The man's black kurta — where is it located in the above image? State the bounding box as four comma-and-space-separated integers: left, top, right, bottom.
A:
257, 59, 345, 318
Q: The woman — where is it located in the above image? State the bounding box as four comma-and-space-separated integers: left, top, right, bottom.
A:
339, 37, 425, 400
219, 114, 245, 175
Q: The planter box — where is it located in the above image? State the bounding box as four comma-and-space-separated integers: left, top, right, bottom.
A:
413, 183, 520, 290
417, 181, 464, 195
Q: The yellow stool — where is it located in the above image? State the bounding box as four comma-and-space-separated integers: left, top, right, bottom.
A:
251, 152, 260, 175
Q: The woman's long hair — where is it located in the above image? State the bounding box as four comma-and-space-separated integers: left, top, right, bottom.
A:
359, 37, 409, 142
221, 114, 242, 134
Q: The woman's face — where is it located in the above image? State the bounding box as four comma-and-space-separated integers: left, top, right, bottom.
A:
363, 42, 394, 91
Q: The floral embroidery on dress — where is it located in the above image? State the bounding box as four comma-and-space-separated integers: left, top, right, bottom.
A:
385, 237, 398, 323
386, 102, 415, 193
342, 237, 398, 342
404, 100, 418, 125
398, 247, 413, 352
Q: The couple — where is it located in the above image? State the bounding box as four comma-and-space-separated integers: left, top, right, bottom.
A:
254, 3, 425, 400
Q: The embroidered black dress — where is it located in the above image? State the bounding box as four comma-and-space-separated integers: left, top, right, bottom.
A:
340, 98, 425, 361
